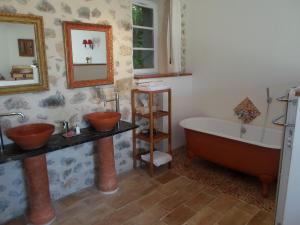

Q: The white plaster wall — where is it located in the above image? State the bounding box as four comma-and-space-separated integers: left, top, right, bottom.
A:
6, 24, 36, 65
162, 76, 195, 149
6, 23, 36, 68
186, 0, 300, 128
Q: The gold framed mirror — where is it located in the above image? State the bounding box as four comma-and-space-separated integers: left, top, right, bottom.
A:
0, 13, 49, 95
63, 21, 114, 89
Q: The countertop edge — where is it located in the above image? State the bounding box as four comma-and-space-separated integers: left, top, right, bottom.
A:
0, 121, 137, 164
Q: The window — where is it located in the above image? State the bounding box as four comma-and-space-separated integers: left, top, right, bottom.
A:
132, 0, 158, 74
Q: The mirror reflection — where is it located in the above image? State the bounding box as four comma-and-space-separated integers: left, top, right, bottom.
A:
0, 13, 48, 95
63, 21, 114, 88
71, 29, 108, 81
0, 22, 40, 87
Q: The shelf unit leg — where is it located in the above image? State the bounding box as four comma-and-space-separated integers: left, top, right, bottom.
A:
168, 89, 172, 170
149, 92, 154, 177
131, 88, 172, 176
131, 90, 137, 169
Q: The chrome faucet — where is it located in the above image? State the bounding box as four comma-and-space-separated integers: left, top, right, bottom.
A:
103, 90, 120, 129
0, 112, 25, 154
0, 112, 25, 118
104, 91, 120, 113
60, 120, 70, 134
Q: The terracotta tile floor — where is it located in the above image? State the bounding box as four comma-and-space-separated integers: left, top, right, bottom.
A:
172, 149, 276, 212
5, 168, 275, 225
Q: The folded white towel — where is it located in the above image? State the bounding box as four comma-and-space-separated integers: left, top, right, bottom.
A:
137, 81, 170, 91
137, 85, 170, 91
141, 151, 172, 167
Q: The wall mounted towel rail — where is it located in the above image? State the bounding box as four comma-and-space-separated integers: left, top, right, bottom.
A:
276, 95, 297, 103
272, 115, 295, 127
276, 95, 289, 102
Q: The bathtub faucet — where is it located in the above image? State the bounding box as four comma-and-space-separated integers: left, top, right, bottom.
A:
236, 110, 257, 120
240, 124, 247, 135
236, 110, 248, 119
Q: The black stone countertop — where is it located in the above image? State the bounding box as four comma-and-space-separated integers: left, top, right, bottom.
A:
0, 121, 137, 164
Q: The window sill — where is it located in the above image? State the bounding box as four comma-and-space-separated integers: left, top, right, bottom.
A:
134, 72, 192, 80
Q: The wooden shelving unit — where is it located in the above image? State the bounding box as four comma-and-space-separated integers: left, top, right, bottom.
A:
136, 131, 169, 143
136, 110, 169, 119
131, 88, 172, 176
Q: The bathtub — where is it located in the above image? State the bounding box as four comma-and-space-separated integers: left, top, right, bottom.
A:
180, 117, 282, 197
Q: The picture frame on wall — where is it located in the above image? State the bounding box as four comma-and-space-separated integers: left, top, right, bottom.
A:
18, 39, 35, 57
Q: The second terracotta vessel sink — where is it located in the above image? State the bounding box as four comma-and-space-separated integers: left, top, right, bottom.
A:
84, 112, 121, 132
6, 123, 55, 150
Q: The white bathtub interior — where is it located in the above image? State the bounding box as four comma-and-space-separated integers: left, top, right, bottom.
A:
180, 117, 283, 149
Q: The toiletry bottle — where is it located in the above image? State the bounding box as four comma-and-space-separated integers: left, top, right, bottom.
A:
75, 124, 81, 135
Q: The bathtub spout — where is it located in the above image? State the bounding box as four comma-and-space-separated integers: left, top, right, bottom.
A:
240, 122, 247, 138
261, 87, 272, 142
236, 110, 248, 119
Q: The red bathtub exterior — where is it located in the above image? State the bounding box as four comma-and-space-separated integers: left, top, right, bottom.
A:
184, 128, 280, 197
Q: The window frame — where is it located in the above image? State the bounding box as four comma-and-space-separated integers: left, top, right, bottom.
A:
132, 0, 158, 75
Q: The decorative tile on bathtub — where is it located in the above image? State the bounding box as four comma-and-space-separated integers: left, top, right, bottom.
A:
234, 97, 261, 124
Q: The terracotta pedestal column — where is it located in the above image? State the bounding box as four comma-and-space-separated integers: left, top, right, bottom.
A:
23, 155, 55, 225
96, 137, 118, 194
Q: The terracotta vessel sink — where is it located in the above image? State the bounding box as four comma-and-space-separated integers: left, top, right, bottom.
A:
84, 112, 121, 132
6, 123, 55, 150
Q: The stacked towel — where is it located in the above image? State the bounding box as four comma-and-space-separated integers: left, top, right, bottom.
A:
136, 81, 170, 91
141, 151, 172, 167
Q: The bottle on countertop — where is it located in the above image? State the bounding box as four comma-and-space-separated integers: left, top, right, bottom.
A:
75, 124, 81, 135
